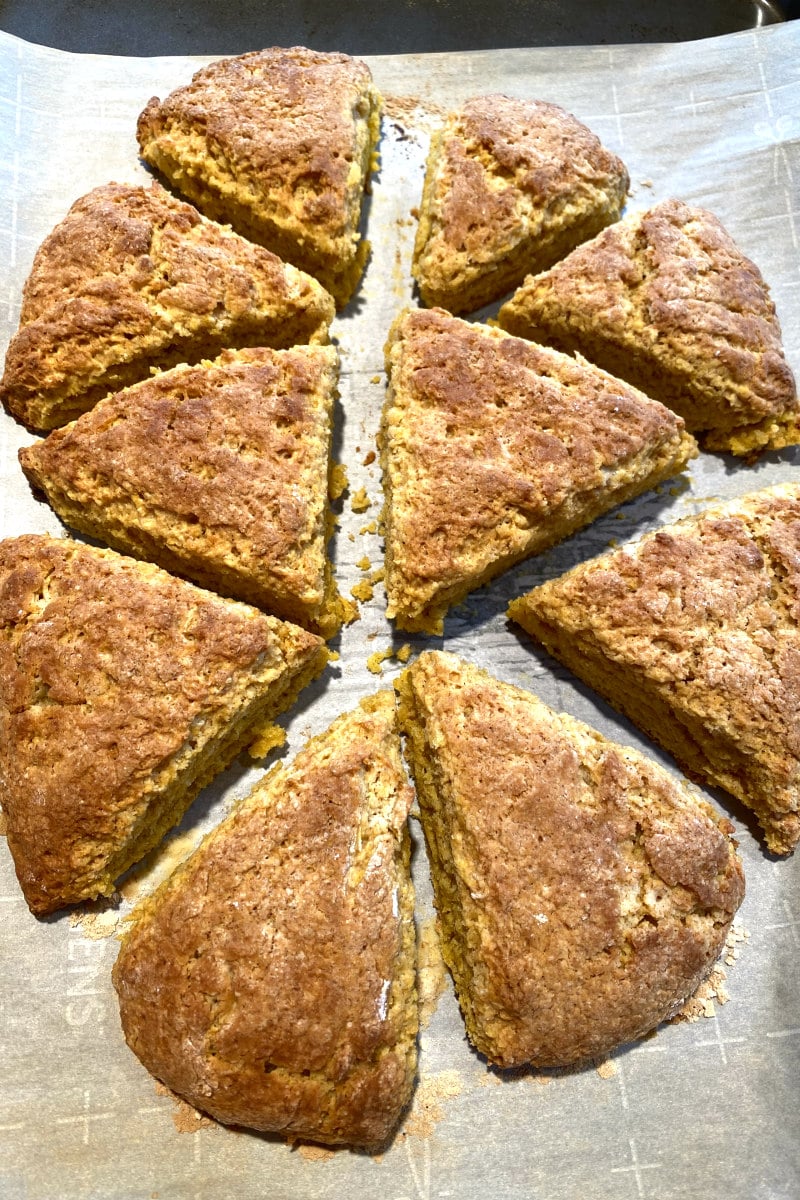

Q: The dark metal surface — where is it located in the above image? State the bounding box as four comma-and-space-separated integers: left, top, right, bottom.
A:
0, 0, 792, 56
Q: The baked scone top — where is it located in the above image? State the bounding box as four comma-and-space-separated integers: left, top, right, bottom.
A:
137, 47, 382, 306
498, 198, 798, 456
397, 651, 744, 1068
0, 535, 324, 914
412, 94, 629, 313
509, 482, 800, 854
19, 345, 347, 637
113, 692, 417, 1149
381, 306, 696, 633
1, 181, 334, 431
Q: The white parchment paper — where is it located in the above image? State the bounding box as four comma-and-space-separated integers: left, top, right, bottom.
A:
0, 24, 799, 1200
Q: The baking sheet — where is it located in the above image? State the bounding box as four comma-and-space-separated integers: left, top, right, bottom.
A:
1, 24, 799, 1200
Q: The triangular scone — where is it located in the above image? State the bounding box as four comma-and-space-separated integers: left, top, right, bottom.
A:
136, 47, 382, 308
20, 345, 349, 638
396, 651, 744, 1069
0, 181, 334, 432
509, 483, 800, 855
411, 95, 629, 315
0, 535, 327, 915
380, 307, 697, 634
113, 692, 417, 1149
498, 199, 799, 457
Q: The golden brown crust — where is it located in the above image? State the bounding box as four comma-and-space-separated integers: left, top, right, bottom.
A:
136, 47, 382, 307
112, 692, 417, 1149
412, 95, 629, 314
0, 182, 334, 431
0, 535, 326, 915
498, 199, 799, 456
380, 307, 696, 633
509, 482, 800, 854
396, 651, 744, 1068
19, 345, 347, 637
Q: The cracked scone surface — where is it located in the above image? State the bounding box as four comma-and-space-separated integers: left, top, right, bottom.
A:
20, 345, 348, 638
412, 95, 629, 314
0, 535, 326, 915
396, 651, 744, 1068
112, 692, 417, 1149
498, 198, 799, 456
137, 47, 382, 307
0, 181, 334, 431
509, 482, 800, 854
381, 307, 696, 634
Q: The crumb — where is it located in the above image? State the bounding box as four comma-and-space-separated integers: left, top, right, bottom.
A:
328, 462, 348, 501
363, 449, 376, 466
327, 649, 340, 662
369, 567, 385, 584
607, 538, 619, 547
395, 643, 413, 663
366, 646, 394, 675
348, 531, 355, 542
296, 1144, 336, 1162
68, 901, 121, 941
402, 1070, 463, 1139
595, 1059, 617, 1079
350, 487, 371, 513
614, 511, 627, 520
370, 375, 382, 385
246, 722, 287, 760
640, 178, 653, 187
351, 579, 374, 603
724, 921, 750, 966
154, 1082, 216, 1133
410, 206, 420, 220
672, 964, 730, 1023
356, 555, 371, 571
359, 520, 378, 535
340, 596, 359, 625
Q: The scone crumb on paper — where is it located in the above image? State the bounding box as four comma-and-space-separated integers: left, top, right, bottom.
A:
328, 462, 349, 501
351, 579, 374, 603
359, 520, 378, 535
366, 643, 414, 675
154, 1082, 217, 1133
363, 449, 376, 465
370, 375, 382, 385
350, 487, 371, 512
595, 1059, 617, 1079
356, 555, 371, 571
402, 1070, 463, 1139
673, 922, 748, 1022
367, 646, 393, 675
296, 1144, 336, 1163
724, 921, 750, 966
69, 901, 121, 941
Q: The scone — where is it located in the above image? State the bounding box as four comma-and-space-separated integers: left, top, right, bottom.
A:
137, 47, 382, 307
412, 95, 629, 314
498, 199, 799, 456
0, 181, 334, 431
396, 651, 744, 1068
381, 307, 697, 634
113, 692, 417, 1149
509, 482, 800, 854
0, 535, 327, 915
20, 345, 349, 638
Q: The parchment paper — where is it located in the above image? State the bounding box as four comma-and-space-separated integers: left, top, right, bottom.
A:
1, 24, 799, 1200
